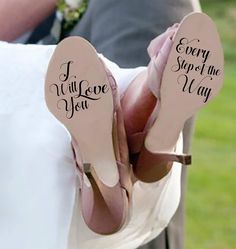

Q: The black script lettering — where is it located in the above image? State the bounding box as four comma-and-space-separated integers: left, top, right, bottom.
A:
51, 60, 111, 118
59, 61, 73, 82
177, 74, 196, 93
57, 96, 90, 119
197, 86, 212, 103
102, 84, 109, 94
177, 74, 212, 103
50, 75, 77, 96
176, 38, 210, 63
207, 65, 221, 76
76, 80, 103, 100
172, 56, 194, 74
50, 83, 60, 96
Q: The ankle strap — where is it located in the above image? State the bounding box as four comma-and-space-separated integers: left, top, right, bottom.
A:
134, 146, 192, 167
128, 132, 192, 166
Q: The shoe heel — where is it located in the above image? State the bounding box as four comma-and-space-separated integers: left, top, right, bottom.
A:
83, 163, 101, 192
81, 162, 127, 235
83, 163, 92, 175
45, 36, 130, 235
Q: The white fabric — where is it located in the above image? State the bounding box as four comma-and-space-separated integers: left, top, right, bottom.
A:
0, 42, 182, 249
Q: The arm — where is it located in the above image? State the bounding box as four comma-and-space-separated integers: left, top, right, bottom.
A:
0, 0, 57, 41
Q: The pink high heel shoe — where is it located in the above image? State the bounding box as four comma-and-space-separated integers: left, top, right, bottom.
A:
125, 13, 224, 183
45, 37, 132, 234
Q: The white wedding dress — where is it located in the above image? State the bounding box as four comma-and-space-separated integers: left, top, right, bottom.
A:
0, 42, 183, 249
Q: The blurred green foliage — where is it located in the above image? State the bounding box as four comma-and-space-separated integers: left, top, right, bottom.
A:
186, 1, 236, 249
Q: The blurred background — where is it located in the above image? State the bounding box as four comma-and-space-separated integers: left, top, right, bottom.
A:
186, 0, 236, 248
0, 0, 235, 248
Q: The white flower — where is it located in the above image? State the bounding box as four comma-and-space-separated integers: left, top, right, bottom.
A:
65, 0, 82, 9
